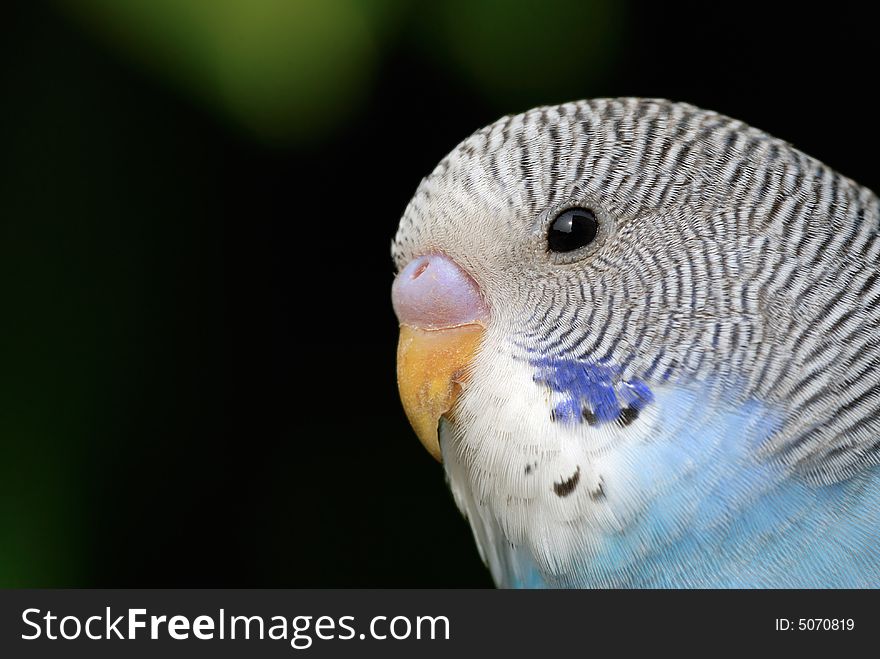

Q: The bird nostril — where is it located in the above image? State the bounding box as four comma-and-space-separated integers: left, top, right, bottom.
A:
412, 260, 429, 280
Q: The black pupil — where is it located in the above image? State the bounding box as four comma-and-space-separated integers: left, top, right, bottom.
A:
548, 208, 598, 252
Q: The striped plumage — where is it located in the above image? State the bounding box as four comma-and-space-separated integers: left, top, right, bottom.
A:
392, 99, 880, 587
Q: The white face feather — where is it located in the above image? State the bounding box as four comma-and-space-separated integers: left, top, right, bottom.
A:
442, 336, 664, 581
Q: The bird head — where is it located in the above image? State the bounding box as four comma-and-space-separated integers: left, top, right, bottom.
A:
391, 99, 753, 462
388, 98, 880, 587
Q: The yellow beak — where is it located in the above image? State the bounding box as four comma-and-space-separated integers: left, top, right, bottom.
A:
396, 323, 485, 461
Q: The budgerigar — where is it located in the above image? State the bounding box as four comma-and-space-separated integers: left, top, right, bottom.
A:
390, 99, 880, 588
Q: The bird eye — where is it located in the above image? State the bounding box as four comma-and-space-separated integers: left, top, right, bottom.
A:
547, 208, 599, 253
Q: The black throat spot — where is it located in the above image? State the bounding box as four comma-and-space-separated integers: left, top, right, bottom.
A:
552, 466, 581, 498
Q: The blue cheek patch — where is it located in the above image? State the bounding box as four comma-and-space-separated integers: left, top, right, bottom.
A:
531, 356, 654, 426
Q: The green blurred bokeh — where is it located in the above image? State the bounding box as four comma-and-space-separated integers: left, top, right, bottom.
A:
59, 0, 618, 143
2, 0, 618, 586
416, 0, 619, 107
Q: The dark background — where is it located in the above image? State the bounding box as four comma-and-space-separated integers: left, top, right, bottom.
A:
1, 1, 876, 587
